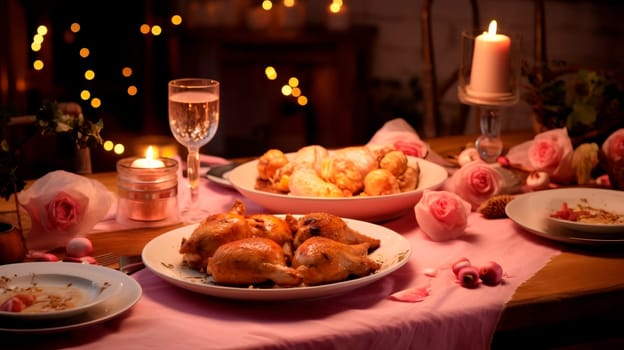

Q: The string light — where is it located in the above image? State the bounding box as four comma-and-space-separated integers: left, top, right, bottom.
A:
103, 140, 114, 151
281, 85, 293, 96
151, 25, 162, 36
33, 60, 44, 70
79, 48, 90, 58
171, 15, 182, 26
90, 97, 101, 108
80, 90, 91, 100
127, 86, 138, 96
139, 24, 150, 35
113, 143, 125, 155
122, 67, 133, 77
84, 70, 95, 80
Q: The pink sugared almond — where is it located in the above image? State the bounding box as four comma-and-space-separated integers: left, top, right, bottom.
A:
65, 237, 93, 258
457, 266, 480, 288
479, 261, 504, 286
451, 257, 471, 278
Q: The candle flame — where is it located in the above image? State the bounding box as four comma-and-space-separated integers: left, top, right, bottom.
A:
145, 145, 156, 160
487, 20, 498, 36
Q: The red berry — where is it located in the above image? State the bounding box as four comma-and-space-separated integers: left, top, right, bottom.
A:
479, 261, 503, 286
452, 257, 471, 277
457, 266, 480, 288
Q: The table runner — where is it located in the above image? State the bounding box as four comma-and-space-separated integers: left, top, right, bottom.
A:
9, 169, 561, 350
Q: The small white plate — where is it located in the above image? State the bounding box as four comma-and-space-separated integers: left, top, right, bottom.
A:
142, 218, 411, 301
205, 163, 239, 189
0, 262, 141, 333
506, 188, 624, 245
228, 155, 448, 222
0, 262, 122, 320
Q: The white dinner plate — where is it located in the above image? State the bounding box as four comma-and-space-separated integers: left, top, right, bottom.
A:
0, 262, 122, 321
0, 262, 141, 333
142, 218, 411, 301
505, 188, 624, 245
228, 155, 448, 222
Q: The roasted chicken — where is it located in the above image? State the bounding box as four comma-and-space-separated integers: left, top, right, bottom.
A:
292, 236, 381, 286
179, 200, 295, 270
292, 212, 381, 250
207, 237, 301, 286
179, 202, 383, 287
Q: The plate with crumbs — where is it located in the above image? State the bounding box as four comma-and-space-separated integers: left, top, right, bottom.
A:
506, 188, 624, 245
0, 262, 123, 321
544, 188, 624, 234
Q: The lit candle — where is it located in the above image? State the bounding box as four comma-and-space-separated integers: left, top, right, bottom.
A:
468, 20, 511, 96
131, 146, 165, 168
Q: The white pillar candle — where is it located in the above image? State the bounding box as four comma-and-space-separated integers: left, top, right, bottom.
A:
468, 20, 511, 96
131, 146, 165, 168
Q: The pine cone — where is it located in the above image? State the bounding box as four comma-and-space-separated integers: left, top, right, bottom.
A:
478, 194, 516, 219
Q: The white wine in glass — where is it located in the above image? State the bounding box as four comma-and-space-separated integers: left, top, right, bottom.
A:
168, 78, 219, 222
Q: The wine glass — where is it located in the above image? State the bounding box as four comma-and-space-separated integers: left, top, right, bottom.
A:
168, 78, 220, 222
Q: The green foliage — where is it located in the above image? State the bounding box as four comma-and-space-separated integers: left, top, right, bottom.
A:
0, 102, 103, 200
522, 61, 624, 142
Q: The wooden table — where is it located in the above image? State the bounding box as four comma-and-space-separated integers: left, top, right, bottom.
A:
2, 130, 623, 348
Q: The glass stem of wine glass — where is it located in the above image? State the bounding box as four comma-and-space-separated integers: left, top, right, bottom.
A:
475, 107, 503, 163
187, 147, 201, 212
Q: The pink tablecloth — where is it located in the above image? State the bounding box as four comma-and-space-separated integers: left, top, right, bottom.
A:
6, 160, 561, 350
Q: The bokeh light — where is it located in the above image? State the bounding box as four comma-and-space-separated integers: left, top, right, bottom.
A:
103, 140, 114, 151
90, 97, 102, 108
84, 70, 95, 80
171, 15, 182, 26
79, 48, 90, 58
80, 90, 91, 100
114, 143, 125, 155
33, 60, 44, 70
127, 85, 138, 96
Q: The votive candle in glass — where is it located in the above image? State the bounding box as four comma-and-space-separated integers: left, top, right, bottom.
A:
116, 157, 178, 222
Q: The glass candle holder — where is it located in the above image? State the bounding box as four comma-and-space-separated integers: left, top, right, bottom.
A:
116, 157, 179, 223
457, 22, 522, 162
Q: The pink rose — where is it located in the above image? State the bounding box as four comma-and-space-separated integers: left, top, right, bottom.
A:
601, 128, 624, 190
414, 190, 471, 241
392, 140, 428, 157
446, 160, 501, 210
527, 128, 574, 183
44, 192, 86, 231
367, 118, 429, 158
18, 170, 114, 251
602, 128, 624, 165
